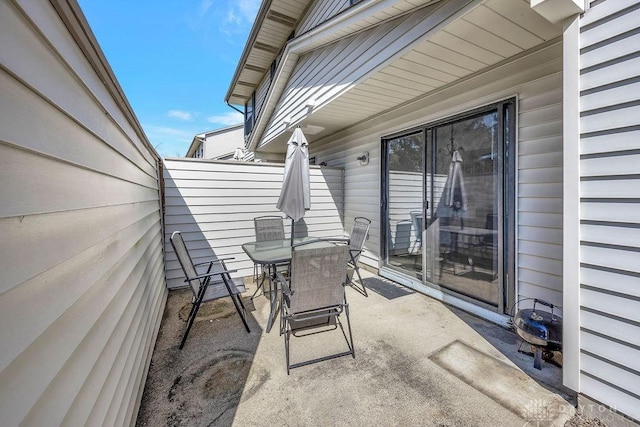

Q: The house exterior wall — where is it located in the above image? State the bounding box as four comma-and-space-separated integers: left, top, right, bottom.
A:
576, 0, 640, 421
0, 1, 166, 425
262, 2, 455, 145
163, 158, 345, 289
297, 0, 350, 34
202, 125, 245, 160
310, 41, 564, 308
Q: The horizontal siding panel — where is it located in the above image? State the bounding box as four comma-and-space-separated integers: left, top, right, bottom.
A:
579, 0, 639, 27
581, 79, 640, 114
581, 200, 640, 224
0, 144, 159, 219
581, 309, 640, 348
518, 136, 562, 156
518, 182, 562, 198
519, 197, 563, 214
518, 240, 563, 260
518, 225, 562, 245
519, 253, 562, 277
0, 201, 159, 295
581, 31, 640, 70
581, 354, 640, 403
518, 212, 563, 229
580, 129, 640, 155
580, 223, 640, 248
517, 151, 563, 169
0, 211, 161, 374
0, 71, 157, 187
581, 245, 640, 274
517, 281, 562, 308
581, 330, 640, 374
580, 265, 640, 300
580, 105, 640, 134
581, 154, 640, 177
518, 167, 562, 184
580, 178, 640, 198
581, 286, 640, 322
580, 374, 640, 423
518, 268, 563, 291
580, 5, 640, 49
580, 56, 640, 92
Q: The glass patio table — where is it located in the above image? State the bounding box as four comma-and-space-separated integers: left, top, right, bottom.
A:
242, 236, 325, 333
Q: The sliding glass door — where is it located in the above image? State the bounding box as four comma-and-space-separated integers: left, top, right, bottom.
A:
382, 100, 515, 313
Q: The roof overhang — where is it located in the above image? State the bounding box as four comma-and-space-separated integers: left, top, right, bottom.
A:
247, 0, 563, 154
225, 0, 314, 106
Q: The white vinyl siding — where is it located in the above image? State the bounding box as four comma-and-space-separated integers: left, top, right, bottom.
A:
297, 0, 350, 35
163, 159, 344, 289
578, 0, 640, 421
262, 1, 459, 145
310, 41, 563, 307
254, 73, 271, 125
0, 1, 166, 426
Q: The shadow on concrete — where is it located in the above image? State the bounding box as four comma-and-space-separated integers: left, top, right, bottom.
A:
136, 287, 264, 426
443, 302, 576, 406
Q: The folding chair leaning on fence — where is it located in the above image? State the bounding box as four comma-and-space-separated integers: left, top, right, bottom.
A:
170, 231, 250, 349
347, 217, 371, 297
275, 238, 355, 374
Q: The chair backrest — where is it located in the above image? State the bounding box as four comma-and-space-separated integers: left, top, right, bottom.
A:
254, 216, 286, 242
349, 217, 371, 264
170, 231, 200, 295
410, 211, 423, 244
289, 240, 348, 314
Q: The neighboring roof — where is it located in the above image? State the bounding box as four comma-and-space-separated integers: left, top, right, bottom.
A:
225, 0, 313, 106
185, 123, 244, 159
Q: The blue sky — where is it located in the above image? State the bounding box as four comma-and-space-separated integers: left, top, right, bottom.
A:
78, 0, 260, 157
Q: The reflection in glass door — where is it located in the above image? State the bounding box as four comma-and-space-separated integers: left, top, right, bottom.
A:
382, 100, 515, 313
427, 111, 501, 307
383, 131, 424, 279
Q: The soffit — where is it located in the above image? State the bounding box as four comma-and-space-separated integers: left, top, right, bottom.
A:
257, 0, 562, 153
227, 0, 312, 106
227, 0, 443, 106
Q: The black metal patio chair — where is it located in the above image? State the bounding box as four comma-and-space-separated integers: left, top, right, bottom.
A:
252, 216, 287, 299
170, 231, 250, 349
347, 217, 371, 296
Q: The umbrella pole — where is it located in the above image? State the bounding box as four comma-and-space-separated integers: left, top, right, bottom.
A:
290, 217, 295, 246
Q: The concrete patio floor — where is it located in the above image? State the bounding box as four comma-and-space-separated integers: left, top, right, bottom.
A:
137, 271, 582, 426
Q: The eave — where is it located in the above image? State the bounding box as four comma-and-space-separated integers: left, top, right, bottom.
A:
225, 0, 313, 106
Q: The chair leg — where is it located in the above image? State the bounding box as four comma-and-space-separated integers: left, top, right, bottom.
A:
251, 264, 266, 300
285, 328, 291, 375
221, 275, 251, 333
354, 266, 368, 297
344, 304, 355, 358
180, 294, 204, 350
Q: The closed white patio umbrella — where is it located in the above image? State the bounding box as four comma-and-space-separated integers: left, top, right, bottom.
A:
276, 127, 310, 243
